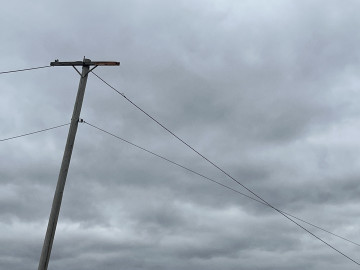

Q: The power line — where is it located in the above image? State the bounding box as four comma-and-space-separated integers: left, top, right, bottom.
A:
0, 123, 70, 142
91, 73, 360, 266
83, 120, 360, 248
0, 65, 51, 75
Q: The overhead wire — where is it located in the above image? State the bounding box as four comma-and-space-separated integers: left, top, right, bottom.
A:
83, 120, 360, 248
91, 72, 360, 266
0, 123, 70, 142
5, 64, 357, 263
0, 65, 51, 75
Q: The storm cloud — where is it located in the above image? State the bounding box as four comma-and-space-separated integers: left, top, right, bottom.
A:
1, 0, 360, 269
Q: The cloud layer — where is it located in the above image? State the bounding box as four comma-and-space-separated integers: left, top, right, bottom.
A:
1, 1, 360, 269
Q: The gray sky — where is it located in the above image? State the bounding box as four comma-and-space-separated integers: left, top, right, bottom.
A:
1, 0, 360, 269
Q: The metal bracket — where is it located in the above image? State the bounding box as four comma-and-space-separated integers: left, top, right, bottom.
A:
72, 66, 82, 76
87, 65, 98, 76
72, 65, 98, 77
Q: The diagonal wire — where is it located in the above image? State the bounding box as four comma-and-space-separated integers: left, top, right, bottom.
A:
91, 72, 360, 266
83, 120, 360, 248
0, 65, 51, 75
0, 123, 70, 142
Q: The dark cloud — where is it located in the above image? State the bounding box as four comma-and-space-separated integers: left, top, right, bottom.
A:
1, 1, 360, 269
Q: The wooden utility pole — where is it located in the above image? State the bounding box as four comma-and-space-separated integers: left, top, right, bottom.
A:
38, 58, 119, 270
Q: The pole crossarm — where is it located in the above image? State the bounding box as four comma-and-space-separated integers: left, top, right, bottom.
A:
50, 60, 120, 66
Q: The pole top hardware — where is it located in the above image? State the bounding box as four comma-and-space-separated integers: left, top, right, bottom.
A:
50, 59, 120, 67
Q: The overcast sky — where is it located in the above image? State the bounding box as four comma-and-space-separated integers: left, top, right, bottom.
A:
1, 1, 360, 269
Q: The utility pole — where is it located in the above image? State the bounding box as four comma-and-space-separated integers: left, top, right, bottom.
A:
38, 58, 119, 270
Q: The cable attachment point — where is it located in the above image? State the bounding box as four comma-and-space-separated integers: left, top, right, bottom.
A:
79, 118, 84, 123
